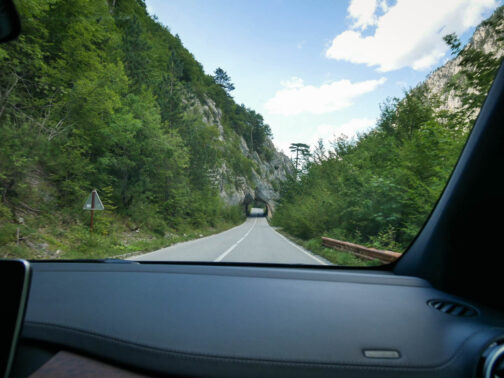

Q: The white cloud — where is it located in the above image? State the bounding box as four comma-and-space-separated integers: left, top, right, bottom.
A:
312, 118, 376, 146
265, 77, 386, 116
326, 0, 498, 72
348, 0, 378, 30
280, 77, 304, 89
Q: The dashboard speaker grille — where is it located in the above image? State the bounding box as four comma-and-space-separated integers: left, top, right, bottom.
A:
427, 300, 477, 317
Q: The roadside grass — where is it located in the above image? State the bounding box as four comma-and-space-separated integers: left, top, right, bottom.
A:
274, 228, 382, 267
0, 213, 244, 260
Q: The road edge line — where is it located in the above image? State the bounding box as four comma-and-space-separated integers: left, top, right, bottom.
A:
271, 228, 329, 265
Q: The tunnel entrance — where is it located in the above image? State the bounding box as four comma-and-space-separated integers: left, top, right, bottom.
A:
243, 198, 269, 217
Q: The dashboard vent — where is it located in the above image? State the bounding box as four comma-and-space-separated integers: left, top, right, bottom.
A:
427, 300, 477, 317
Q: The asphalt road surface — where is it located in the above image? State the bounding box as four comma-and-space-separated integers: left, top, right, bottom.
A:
132, 208, 330, 265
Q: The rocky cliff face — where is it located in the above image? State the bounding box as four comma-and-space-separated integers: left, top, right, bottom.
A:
188, 95, 292, 210
424, 8, 504, 119
221, 136, 292, 211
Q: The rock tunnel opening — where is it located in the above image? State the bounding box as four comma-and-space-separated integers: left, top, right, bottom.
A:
243, 197, 269, 217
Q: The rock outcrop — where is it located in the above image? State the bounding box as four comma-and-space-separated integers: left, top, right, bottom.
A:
425, 8, 504, 119
188, 95, 293, 212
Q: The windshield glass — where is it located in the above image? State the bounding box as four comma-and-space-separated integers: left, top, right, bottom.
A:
1, 0, 503, 266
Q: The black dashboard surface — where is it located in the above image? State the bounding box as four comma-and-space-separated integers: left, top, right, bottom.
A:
16, 262, 504, 377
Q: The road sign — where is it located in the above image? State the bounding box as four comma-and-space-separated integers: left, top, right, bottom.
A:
83, 189, 104, 233
83, 190, 104, 211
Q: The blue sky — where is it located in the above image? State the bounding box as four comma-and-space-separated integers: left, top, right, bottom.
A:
145, 0, 500, 154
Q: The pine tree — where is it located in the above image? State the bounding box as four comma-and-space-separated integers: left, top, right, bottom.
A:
289, 143, 310, 174
213, 67, 235, 92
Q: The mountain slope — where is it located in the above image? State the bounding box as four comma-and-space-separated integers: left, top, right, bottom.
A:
0, 0, 291, 258
425, 6, 504, 121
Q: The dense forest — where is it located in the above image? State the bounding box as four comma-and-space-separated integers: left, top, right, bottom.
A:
0, 0, 275, 258
272, 6, 504, 265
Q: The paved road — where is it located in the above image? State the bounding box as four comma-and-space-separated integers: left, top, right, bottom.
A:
132, 209, 330, 265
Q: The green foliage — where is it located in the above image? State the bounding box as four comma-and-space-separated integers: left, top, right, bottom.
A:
0, 0, 256, 257
289, 143, 311, 174
225, 104, 272, 153
274, 89, 470, 250
443, 33, 461, 56
275, 110, 456, 250
446, 6, 504, 125
273, 10, 504, 253
214, 67, 235, 92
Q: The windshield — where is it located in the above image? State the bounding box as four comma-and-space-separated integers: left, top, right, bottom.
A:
1, 0, 502, 266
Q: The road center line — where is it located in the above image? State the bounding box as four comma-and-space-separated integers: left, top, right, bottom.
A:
214, 218, 257, 262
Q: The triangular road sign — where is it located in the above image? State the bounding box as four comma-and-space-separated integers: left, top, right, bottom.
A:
83, 190, 105, 211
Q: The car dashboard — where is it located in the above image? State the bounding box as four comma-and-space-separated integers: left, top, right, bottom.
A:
11, 262, 504, 377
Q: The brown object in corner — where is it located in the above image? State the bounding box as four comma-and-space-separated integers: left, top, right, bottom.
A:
30, 350, 151, 378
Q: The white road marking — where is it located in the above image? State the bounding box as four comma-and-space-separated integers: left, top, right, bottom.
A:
272, 228, 329, 265
214, 218, 257, 262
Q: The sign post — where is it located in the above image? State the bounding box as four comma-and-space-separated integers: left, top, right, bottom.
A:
83, 189, 105, 232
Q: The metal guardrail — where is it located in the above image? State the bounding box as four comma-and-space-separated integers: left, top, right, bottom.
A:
321, 237, 401, 263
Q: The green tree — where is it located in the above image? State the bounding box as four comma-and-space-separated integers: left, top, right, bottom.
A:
213, 67, 235, 92
118, 15, 152, 87
443, 33, 461, 55
156, 51, 185, 127
289, 143, 310, 173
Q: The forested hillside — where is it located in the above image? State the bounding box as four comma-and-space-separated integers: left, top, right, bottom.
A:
272, 6, 504, 265
0, 0, 288, 258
